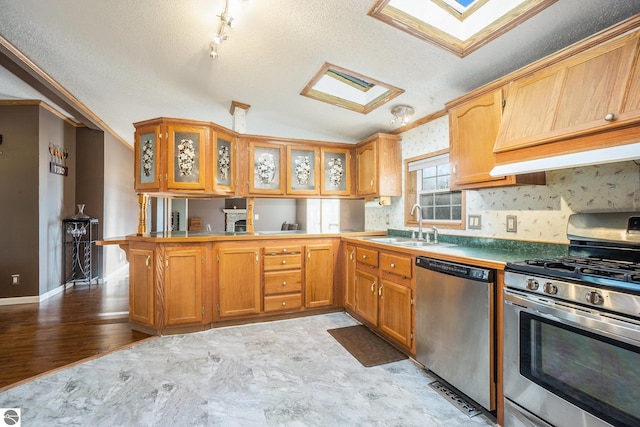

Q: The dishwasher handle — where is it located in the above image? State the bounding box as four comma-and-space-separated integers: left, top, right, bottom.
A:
416, 256, 494, 282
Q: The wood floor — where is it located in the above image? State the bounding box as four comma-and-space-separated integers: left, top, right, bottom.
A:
0, 276, 150, 391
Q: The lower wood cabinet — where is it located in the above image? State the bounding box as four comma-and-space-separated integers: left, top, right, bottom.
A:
218, 245, 261, 317
350, 245, 415, 352
129, 246, 155, 327
263, 246, 303, 312
344, 245, 356, 310
305, 244, 334, 308
164, 245, 204, 326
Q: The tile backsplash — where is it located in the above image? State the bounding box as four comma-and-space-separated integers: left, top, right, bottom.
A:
365, 115, 640, 244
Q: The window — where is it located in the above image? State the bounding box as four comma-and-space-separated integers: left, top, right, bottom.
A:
404, 150, 465, 229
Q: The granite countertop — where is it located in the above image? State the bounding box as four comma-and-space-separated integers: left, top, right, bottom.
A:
342, 230, 568, 270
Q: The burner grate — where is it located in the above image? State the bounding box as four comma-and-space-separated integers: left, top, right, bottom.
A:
524, 256, 640, 284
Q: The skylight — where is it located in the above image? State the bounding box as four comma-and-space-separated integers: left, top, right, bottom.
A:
301, 63, 404, 114
368, 0, 557, 57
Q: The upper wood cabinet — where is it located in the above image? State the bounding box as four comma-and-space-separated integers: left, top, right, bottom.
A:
286, 146, 320, 195
356, 133, 402, 197
212, 128, 236, 195
248, 141, 286, 195
134, 117, 234, 195
448, 88, 545, 189
167, 124, 207, 191
493, 27, 640, 160
320, 147, 352, 196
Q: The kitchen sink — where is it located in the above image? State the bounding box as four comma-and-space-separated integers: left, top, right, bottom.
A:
396, 241, 456, 248
365, 237, 412, 243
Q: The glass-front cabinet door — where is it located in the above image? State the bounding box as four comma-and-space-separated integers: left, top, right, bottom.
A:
167, 125, 207, 191
135, 125, 161, 191
320, 147, 350, 196
213, 130, 235, 194
249, 141, 285, 195
287, 146, 319, 195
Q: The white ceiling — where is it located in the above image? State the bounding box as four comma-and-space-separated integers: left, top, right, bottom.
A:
0, 0, 639, 145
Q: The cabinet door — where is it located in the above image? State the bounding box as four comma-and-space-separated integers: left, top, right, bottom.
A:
167, 125, 207, 190
213, 130, 236, 194
218, 246, 261, 317
495, 31, 640, 153
450, 89, 507, 187
344, 245, 356, 310
134, 125, 161, 191
129, 247, 155, 326
355, 268, 378, 325
378, 279, 413, 348
305, 244, 334, 308
321, 147, 351, 196
287, 146, 320, 195
249, 141, 285, 195
356, 141, 377, 196
164, 246, 203, 326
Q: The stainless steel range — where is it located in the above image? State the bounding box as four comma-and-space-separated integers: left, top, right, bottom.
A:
503, 212, 640, 427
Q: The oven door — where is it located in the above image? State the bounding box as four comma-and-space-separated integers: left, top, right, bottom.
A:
504, 289, 640, 427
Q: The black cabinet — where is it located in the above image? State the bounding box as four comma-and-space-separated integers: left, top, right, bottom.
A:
62, 218, 100, 286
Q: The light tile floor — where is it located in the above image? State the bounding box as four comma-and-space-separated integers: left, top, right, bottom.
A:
0, 313, 497, 426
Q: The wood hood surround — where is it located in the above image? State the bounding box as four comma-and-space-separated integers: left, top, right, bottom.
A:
490, 16, 640, 173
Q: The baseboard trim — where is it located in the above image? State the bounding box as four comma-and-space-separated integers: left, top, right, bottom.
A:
0, 282, 76, 306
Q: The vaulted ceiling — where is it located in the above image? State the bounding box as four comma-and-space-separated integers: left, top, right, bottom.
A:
0, 0, 639, 145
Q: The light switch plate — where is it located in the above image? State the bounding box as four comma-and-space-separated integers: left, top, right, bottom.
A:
468, 215, 482, 230
506, 215, 517, 232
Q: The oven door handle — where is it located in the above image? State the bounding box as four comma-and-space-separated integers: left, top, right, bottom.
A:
505, 289, 640, 347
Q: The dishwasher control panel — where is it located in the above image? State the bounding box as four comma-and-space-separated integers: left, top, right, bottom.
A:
416, 257, 494, 282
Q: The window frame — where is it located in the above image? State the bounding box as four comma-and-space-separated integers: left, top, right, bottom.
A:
404, 149, 466, 230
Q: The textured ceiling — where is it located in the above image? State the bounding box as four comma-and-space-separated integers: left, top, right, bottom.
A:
0, 0, 639, 145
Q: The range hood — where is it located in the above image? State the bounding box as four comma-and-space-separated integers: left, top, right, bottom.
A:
489, 142, 640, 177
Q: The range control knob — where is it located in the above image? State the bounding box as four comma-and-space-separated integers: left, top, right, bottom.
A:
585, 291, 604, 305
526, 278, 539, 291
543, 282, 558, 295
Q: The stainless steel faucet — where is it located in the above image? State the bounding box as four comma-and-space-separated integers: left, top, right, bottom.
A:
427, 226, 439, 244
410, 203, 423, 240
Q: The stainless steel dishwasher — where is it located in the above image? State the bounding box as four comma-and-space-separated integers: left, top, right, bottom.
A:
415, 256, 496, 411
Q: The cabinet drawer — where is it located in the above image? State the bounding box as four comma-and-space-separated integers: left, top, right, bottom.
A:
264, 270, 302, 295
356, 247, 379, 268
264, 253, 302, 271
264, 293, 302, 312
380, 253, 412, 278
264, 246, 302, 256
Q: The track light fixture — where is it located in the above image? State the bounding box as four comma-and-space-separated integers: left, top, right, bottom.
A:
209, 0, 233, 59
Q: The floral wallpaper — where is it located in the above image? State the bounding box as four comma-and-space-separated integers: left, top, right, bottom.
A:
365, 115, 640, 244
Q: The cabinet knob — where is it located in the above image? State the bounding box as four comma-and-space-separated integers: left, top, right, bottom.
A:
362, 255, 367, 259
282, 281, 287, 286
282, 301, 286, 306
283, 248, 287, 252
390, 263, 395, 268
282, 260, 286, 264
604, 113, 616, 122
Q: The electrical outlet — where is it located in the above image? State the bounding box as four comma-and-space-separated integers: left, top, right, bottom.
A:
11, 274, 20, 285
254, 214, 259, 220
468, 215, 482, 230
506, 215, 518, 232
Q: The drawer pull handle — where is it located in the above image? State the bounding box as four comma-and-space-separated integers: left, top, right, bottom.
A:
390, 263, 395, 268
145, 255, 150, 269
282, 260, 286, 264
379, 285, 383, 297
282, 281, 287, 286
371, 281, 376, 293
282, 301, 286, 306
283, 248, 287, 252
